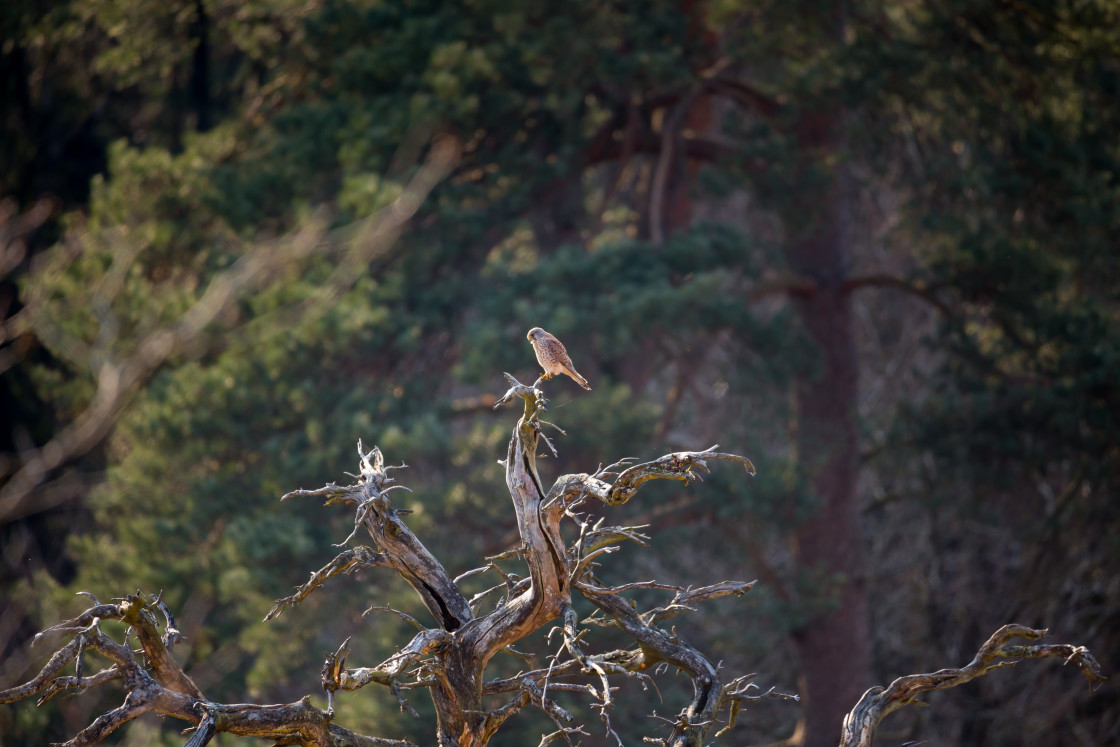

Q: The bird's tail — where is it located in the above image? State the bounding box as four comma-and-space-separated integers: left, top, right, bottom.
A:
563, 365, 592, 390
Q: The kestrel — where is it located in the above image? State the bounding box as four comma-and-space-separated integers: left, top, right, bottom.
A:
527, 327, 591, 390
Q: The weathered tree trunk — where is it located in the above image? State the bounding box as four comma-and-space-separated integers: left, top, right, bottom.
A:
428, 393, 570, 745
432, 650, 483, 746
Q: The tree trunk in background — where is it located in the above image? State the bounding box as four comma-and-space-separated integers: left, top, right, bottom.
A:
669, 4, 872, 738
785, 105, 871, 747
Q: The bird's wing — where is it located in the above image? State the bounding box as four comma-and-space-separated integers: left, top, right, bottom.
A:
542, 337, 567, 363
547, 334, 569, 355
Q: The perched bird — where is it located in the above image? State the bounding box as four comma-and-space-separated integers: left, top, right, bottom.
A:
527, 327, 591, 390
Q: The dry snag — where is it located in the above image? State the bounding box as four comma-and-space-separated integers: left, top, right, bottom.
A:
0, 374, 1105, 745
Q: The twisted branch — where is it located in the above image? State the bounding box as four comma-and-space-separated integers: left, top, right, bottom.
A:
840, 624, 1107, 747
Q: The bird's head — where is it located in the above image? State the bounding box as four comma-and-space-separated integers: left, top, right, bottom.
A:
527, 327, 544, 342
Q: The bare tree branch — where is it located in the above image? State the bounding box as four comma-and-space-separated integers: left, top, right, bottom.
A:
607, 445, 757, 506
644, 581, 757, 625
840, 624, 1107, 747
842, 273, 953, 317
265, 547, 392, 622
282, 442, 472, 631
576, 581, 728, 745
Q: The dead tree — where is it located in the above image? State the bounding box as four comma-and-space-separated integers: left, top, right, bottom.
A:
0, 374, 1105, 745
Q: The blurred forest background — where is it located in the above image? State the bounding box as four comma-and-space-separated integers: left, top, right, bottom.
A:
1, 0, 1118, 745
